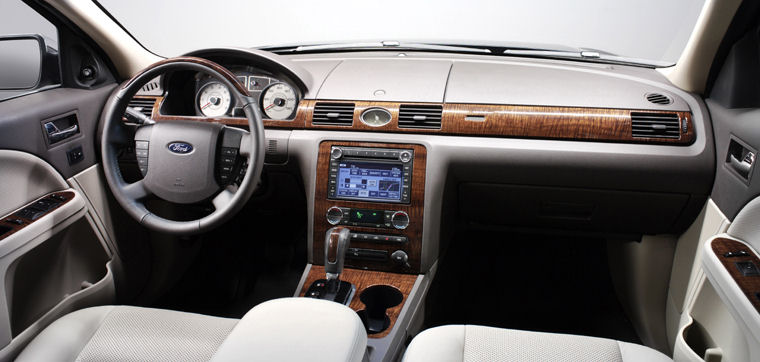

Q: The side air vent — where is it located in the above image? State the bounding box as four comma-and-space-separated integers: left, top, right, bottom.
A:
631, 112, 681, 139
126, 97, 156, 118
645, 92, 673, 105
398, 104, 443, 129
312, 102, 355, 126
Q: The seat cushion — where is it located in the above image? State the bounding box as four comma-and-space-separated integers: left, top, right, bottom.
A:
16, 305, 238, 362
402, 325, 671, 362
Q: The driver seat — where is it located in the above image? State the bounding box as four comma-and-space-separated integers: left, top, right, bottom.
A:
16, 298, 368, 362
16, 306, 236, 362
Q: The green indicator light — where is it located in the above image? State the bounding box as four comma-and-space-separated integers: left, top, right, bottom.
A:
356, 212, 363, 219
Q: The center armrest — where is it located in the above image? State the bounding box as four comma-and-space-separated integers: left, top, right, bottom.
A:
210, 297, 368, 362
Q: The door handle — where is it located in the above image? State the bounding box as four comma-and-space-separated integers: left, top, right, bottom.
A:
44, 122, 78, 143
729, 152, 754, 178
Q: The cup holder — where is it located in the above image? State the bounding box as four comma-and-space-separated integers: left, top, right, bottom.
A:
357, 285, 403, 334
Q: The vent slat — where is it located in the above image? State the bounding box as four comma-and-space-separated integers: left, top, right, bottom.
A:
631, 112, 681, 139
126, 98, 156, 118
398, 104, 442, 129
313, 102, 355, 126
645, 92, 673, 105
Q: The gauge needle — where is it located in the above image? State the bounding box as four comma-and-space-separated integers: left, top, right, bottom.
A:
265, 104, 276, 110
201, 102, 212, 110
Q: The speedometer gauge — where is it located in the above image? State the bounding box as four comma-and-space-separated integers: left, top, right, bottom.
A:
261, 82, 298, 120
197, 82, 232, 117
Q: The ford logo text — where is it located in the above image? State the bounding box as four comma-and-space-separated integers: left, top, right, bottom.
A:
168, 142, 193, 154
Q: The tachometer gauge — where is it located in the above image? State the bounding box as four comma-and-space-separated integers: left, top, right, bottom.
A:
197, 82, 232, 117
261, 82, 298, 120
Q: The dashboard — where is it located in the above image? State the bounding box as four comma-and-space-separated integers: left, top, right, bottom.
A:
128, 47, 715, 275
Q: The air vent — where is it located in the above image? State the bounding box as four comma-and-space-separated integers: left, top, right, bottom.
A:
631, 112, 681, 139
126, 97, 156, 118
312, 102, 355, 126
645, 92, 673, 105
398, 104, 443, 129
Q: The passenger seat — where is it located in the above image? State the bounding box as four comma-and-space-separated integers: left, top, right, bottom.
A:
402, 325, 670, 362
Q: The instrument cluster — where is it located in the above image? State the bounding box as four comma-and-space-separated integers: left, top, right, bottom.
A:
194, 65, 299, 120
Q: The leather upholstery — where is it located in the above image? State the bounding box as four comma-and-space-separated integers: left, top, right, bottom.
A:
16, 306, 237, 362
17, 299, 367, 362
402, 325, 671, 362
210, 298, 367, 362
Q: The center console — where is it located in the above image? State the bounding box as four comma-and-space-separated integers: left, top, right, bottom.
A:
313, 141, 426, 274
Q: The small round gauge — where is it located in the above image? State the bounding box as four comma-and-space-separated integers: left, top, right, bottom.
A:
261, 82, 298, 120
360, 108, 392, 127
197, 82, 232, 117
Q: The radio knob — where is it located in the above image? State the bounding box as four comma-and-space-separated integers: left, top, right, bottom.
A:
391, 250, 409, 267
391, 211, 410, 230
330, 147, 343, 160
399, 151, 412, 163
326, 206, 344, 225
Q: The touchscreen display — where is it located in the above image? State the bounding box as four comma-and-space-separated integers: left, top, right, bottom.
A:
335, 161, 402, 202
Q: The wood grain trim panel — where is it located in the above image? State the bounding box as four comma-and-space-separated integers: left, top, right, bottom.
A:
212, 100, 695, 144
313, 142, 426, 274
299, 265, 417, 339
711, 237, 760, 312
0, 191, 76, 242
145, 96, 694, 145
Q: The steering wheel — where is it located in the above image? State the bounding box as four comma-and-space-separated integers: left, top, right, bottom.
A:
100, 57, 265, 234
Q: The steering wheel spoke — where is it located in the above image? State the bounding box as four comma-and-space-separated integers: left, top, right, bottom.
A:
212, 187, 236, 211
123, 179, 152, 200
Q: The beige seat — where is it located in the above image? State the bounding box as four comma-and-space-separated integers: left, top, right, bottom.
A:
402, 325, 671, 362
16, 298, 367, 362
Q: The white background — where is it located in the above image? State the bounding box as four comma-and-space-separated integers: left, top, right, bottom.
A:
100, 0, 705, 63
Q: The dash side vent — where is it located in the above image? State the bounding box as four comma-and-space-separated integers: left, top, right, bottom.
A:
645, 92, 673, 105
126, 98, 157, 118
398, 104, 442, 129
631, 112, 681, 139
313, 102, 355, 126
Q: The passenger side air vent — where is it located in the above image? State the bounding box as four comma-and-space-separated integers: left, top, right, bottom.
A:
645, 92, 673, 105
631, 112, 681, 139
398, 104, 443, 129
126, 97, 156, 118
312, 102, 355, 126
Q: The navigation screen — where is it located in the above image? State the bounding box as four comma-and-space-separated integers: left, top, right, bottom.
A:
335, 161, 402, 202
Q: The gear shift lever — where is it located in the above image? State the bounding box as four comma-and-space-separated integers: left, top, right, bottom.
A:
325, 226, 351, 290
304, 226, 356, 305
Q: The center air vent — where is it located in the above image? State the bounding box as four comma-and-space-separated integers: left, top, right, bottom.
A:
398, 104, 442, 129
631, 112, 681, 139
645, 92, 673, 105
126, 97, 156, 118
312, 102, 355, 126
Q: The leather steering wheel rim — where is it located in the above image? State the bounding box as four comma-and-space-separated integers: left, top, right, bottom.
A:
100, 56, 265, 235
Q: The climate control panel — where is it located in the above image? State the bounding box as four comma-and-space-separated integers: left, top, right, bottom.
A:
326, 206, 410, 230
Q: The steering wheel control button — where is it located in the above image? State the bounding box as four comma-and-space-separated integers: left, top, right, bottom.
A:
391, 211, 410, 230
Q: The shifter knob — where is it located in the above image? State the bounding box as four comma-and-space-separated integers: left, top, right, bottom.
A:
324, 226, 351, 281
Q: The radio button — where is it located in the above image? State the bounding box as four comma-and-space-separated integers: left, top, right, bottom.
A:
326, 206, 344, 225
399, 151, 412, 163
391, 211, 410, 230
330, 147, 343, 160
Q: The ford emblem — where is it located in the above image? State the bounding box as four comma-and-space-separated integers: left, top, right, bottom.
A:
168, 142, 193, 154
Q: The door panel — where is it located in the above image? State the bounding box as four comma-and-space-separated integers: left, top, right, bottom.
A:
0, 85, 115, 179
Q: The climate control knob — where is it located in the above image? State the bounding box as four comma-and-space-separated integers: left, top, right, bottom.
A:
326, 206, 344, 225
390, 211, 410, 230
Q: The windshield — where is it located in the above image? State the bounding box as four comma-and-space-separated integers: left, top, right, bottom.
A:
98, 0, 705, 66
